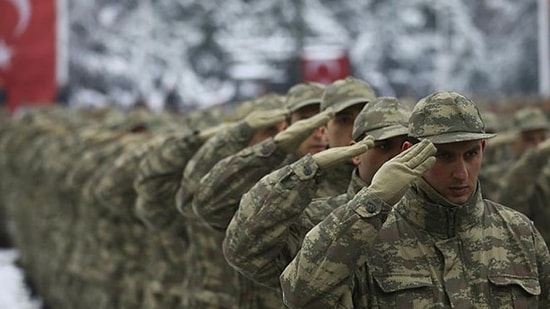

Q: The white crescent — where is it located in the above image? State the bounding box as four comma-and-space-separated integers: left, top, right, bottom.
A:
6, 0, 31, 36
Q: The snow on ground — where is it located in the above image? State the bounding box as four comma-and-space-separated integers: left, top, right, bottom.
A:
0, 249, 42, 309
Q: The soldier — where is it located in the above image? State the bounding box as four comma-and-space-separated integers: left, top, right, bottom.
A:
281, 91, 550, 308
319, 76, 377, 194
194, 78, 376, 235
509, 107, 549, 157
133, 122, 229, 309
221, 97, 408, 295
492, 107, 550, 245
175, 93, 289, 308
179, 82, 331, 308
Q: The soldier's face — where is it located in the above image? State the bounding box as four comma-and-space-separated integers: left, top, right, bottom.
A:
248, 121, 287, 146
513, 129, 548, 156
290, 105, 327, 155
421, 139, 486, 204
354, 135, 407, 185
325, 104, 365, 148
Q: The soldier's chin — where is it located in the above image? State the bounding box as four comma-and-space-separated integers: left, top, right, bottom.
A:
447, 188, 470, 204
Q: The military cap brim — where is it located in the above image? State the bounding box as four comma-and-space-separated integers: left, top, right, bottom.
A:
416, 131, 496, 144
360, 125, 409, 141
290, 99, 321, 112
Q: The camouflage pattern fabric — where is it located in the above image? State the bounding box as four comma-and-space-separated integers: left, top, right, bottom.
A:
224, 154, 354, 290
286, 82, 325, 112
512, 106, 550, 131
135, 132, 203, 232
178, 121, 256, 217
177, 120, 271, 308
280, 182, 550, 308
134, 132, 206, 309
494, 149, 550, 246
351, 97, 409, 141
193, 138, 291, 231
222, 96, 408, 300
409, 91, 495, 144
89, 134, 166, 309
321, 76, 376, 112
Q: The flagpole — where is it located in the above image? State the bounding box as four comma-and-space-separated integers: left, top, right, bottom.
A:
538, 0, 550, 97
56, 0, 69, 101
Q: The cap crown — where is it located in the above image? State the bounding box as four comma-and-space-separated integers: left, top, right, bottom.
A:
409, 91, 494, 143
512, 107, 550, 132
286, 82, 324, 112
353, 97, 409, 141
321, 76, 376, 112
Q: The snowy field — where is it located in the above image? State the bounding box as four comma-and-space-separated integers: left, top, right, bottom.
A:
0, 249, 42, 309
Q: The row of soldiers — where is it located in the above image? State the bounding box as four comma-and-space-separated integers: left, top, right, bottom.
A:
0, 76, 549, 308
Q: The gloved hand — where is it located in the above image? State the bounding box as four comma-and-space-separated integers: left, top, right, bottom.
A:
274, 109, 334, 153
312, 135, 375, 169
368, 139, 436, 205
537, 137, 550, 157
487, 130, 517, 148
198, 122, 233, 142
244, 108, 289, 130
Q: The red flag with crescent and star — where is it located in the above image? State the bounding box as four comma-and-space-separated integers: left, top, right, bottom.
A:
300, 45, 352, 85
0, 0, 57, 112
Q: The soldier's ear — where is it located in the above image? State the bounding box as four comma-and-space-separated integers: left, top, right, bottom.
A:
480, 139, 487, 152
402, 141, 413, 151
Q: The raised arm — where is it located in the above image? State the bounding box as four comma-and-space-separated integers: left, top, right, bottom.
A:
222, 138, 373, 288
280, 140, 437, 308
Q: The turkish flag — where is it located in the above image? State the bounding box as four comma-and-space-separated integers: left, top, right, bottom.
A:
0, 0, 57, 112
300, 47, 352, 85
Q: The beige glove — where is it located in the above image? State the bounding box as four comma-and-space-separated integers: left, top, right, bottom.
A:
487, 130, 518, 148
198, 122, 233, 142
537, 137, 550, 157
244, 108, 289, 130
368, 139, 436, 205
274, 109, 334, 153
312, 135, 375, 169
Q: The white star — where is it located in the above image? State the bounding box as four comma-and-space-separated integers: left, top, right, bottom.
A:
0, 40, 14, 70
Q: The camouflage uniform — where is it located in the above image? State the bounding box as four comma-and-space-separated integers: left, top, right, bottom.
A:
193, 82, 325, 231
134, 131, 207, 309
89, 133, 168, 309
280, 91, 550, 308
492, 108, 550, 246
176, 94, 286, 308
65, 128, 149, 309
223, 97, 408, 291
481, 107, 550, 200
318, 77, 377, 193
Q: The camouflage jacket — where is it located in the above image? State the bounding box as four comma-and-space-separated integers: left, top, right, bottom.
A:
134, 132, 204, 232
174, 123, 284, 309
92, 134, 166, 219
280, 181, 550, 308
177, 121, 255, 217
494, 150, 550, 247
193, 137, 295, 231
223, 154, 357, 290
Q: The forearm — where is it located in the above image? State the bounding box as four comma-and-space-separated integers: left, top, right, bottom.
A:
223, 155, 322, 287
178, 123, 256, 214
193, 139, 287, 230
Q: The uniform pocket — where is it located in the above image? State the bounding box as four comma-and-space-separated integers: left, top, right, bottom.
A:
373, 274, 435, 307
488, 274, 540, 308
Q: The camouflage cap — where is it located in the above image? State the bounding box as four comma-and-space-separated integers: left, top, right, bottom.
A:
321, 76, 376, 112
512, 107, 550, 132
286, 82, 325, 112
352, 97, 409, 141
233, 92, 286, 120
409, 91, 495, 144
480, 110, 500, 133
